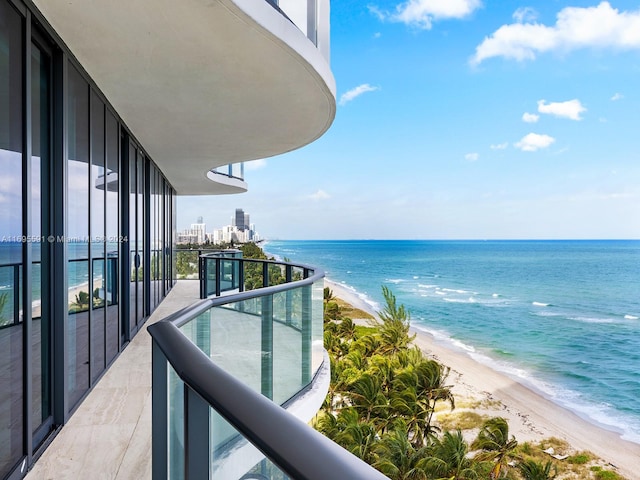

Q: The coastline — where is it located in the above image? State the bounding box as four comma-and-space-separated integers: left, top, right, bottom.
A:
325, 278, 640, 479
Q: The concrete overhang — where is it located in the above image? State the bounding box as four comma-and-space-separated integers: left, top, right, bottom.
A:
33, 0, 336, 195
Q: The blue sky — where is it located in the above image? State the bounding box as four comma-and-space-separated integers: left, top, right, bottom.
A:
178, 0, 640, 240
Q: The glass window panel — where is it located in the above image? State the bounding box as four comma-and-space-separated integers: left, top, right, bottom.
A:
150, 166, 157, 310
129, 143, 137, 331
105, 111, 119, 363
0, 3, 24, 475
136, 152, 144, 322
31, 42, 52, 435
67, 63, 90, 408
90, 90, 105, 382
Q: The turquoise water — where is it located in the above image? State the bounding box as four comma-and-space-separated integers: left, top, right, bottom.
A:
0, 243, 112, 317
265, 240, 640, 443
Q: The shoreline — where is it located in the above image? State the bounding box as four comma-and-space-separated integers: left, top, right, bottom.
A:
325, 278, 640, 479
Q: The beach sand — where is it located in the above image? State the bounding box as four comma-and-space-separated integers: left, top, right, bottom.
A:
325, 278, 640, 479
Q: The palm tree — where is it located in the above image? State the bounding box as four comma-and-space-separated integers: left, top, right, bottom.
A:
323, 357, 348, 412
390, 385, 434, 448
372, 421, 430, 480
323, 286, 334, 303
373, 286, 416, 354
391, 359, 455, 445
336, 409, 379, 464
378, 319, 416, 355
518, 459, 557, 480
471, 417, 518, 479
378, 285, 410, 324
368, 354, 397, 395
338, 317, 358, 342
347, 373, 389, 424
423, 430, 480, 480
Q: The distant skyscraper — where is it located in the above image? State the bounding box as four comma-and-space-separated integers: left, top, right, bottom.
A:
235, 208, 247, 231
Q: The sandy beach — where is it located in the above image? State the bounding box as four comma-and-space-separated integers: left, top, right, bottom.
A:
325, 278, 640, 479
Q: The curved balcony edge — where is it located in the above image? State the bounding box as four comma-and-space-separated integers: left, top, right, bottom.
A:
204, 170, 248, 195
148, 321, 388, 480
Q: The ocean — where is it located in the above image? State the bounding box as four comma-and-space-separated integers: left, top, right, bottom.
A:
264, 240, 640, 444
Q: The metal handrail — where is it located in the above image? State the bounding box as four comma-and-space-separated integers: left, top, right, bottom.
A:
168, 256, 322, 328
148, 322, 388, 480
148, 256, 389, 479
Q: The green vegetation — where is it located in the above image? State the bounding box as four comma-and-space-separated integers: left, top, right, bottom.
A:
567, 453, 591, 465
317, 287, 625, 480
0, 292, 9, 326
437, 411, 488, 431
591, 467, 623, 480
518, 459, 557, 480
69, 290, 90, 313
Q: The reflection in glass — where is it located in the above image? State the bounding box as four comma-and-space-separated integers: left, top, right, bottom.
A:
0, 2, 24, 475
90, 91, 105, 382
67, 63, 90, 408
31, 42, 52, 439
105, 111, 119, 363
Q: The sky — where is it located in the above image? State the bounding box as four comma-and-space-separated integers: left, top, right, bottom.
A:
178, 0, 640, 240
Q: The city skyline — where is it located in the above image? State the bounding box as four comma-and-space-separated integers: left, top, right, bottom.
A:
178, 1, 640, 240
177, 208, 260, 244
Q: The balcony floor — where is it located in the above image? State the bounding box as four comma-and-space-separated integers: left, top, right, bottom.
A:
26, 280, 201, 480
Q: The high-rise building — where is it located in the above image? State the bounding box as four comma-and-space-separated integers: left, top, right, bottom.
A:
0, 1, 336, 477
235, 208, 247, 231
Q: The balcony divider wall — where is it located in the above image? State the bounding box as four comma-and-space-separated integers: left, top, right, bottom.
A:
0, 1, 177, 477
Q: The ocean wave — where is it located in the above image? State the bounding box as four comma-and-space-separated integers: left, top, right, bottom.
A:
411, 320, 640, 444
418, 284, 438, 289
386, 278, 405, 284
568, 316, 616, 324
442, 288, 471, 294
333, 279, 381, 311
624, 314, 638, 320
532, 301, 549, 307
531, 310, 562, 317
444, 297, 477, 304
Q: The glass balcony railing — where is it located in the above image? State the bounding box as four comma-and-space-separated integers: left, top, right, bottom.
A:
148, 257, 387, 479
264, 0, 330, 61
210, 163, 245, 182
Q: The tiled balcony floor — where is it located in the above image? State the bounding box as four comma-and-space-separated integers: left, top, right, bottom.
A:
26, 281, 201, 480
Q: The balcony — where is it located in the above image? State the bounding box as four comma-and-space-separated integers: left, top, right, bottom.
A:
27, 256, 386, 479
31, 0, 336, 195
207, 164, 248, 195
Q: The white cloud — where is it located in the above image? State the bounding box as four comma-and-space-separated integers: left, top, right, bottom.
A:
537, 99, 586, 120
514, 133, 556, 152
471, 2, 640, 65
513, 7, 538, 23
522, 112, 539, 123
370, 0, 482, 30
245, 159, 267, 171
374, 32, 382, 39
309, 189, 331, 201
339, 84, 379, 106
490, 142, 509, 150
465, 152, 479, 161
611, 92, 624, 101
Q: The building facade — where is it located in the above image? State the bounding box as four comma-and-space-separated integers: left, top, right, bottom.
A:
0, 0, 335, 478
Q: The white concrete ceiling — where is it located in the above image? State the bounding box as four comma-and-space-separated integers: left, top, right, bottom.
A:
33, 0, 336, 194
